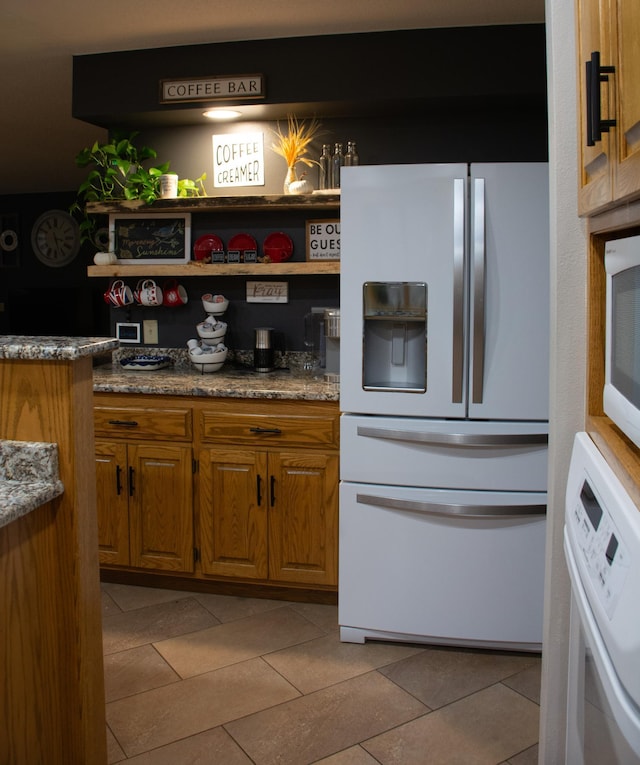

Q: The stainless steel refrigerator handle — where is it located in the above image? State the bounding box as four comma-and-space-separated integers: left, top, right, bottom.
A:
452, 178, 465, 403
356, 493, 547, 519
472, 177, 486, 404
356, 426, 548, 447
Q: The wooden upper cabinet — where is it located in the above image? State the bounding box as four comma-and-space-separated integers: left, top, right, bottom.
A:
577, 0, 640, 215
577, 0, 612, 215
613, 0, 640, 201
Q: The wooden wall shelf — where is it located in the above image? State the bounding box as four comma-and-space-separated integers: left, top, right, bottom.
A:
86, 193, 340, 215
88, 261, 339, 278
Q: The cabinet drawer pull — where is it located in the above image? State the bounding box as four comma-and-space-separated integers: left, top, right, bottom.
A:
116, 465, 123, 495
586, 50, 616, 146
108, 419, 139, 428
249, 427, 282, 436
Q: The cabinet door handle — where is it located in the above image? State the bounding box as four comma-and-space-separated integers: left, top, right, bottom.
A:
270, 475, 276, 506
108, 419, 139, 428
256, 474, 263, 506
249, 427, 282, 436
116, 465, 123, 495
586, 50, 616, 146
128, 466, 135, 497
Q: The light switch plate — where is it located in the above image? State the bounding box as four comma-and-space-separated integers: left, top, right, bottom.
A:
143, 320, 159, 344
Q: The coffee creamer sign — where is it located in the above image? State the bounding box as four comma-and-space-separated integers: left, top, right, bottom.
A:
213, 132, 264, 188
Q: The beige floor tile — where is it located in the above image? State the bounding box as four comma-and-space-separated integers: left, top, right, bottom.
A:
106, 657, 300, 757
154, 605, 324, 678
104, 644, 180, 703
505, 744, 539, 765
502, 661, 542, 704
101, 588, 122, 619
102, 582, 194, 611
194, 591, 291, 622
290, 601, 340, 633
264, 631, 426, 694
102, 597, 220, 655
379, 646, 538, 709
106, 726, 125, 764
224, 670, 428, 765
314, 745, 381, 764
119, 726, 254, 764
362, 683, 540, 765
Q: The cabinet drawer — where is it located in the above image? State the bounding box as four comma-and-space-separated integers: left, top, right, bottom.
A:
199, 405, 339, 449
94, 406, 192, 440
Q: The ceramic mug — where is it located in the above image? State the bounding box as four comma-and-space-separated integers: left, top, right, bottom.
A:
159, 173, 178, 199
163, 279, 188, 307
139, 279, 163, 307
103, 279, 133, 308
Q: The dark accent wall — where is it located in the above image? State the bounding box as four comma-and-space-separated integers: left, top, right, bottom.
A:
3, 26, 548, 343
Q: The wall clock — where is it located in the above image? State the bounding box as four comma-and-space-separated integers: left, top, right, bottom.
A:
31, 209, 81, 267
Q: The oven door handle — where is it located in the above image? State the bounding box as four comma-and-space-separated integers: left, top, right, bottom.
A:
356, 493, 546, 519
356, 426, 548, 448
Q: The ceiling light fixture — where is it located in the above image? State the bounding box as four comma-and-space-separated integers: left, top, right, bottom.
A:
203, 109, 241, 121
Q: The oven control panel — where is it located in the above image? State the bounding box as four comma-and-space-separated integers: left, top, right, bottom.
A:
567, 474, 630, 619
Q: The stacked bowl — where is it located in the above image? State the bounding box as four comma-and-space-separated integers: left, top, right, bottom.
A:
188, 294, 229, 372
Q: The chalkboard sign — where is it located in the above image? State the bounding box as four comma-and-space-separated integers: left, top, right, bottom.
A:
109, 214, 191, 264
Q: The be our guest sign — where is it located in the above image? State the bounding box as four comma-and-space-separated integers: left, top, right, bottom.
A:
213, 132, 264, 188
306, 219, 341, 261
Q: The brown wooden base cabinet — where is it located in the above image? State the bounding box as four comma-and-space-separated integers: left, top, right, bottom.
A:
94, 393, 339, 595
199, 447, 338, 586
95, 440, 194, 571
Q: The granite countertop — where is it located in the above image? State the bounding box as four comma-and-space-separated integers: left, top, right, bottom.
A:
93, 362, 340, 402
0, 440, 64, 529
0, 335, 119, 360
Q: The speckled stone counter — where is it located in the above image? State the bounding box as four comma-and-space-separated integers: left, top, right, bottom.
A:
0, 335, 118, 360
0, 440, 64, 529
93, 349, 339, 402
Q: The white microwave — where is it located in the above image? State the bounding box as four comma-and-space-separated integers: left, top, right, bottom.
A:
604, 234, 640, 449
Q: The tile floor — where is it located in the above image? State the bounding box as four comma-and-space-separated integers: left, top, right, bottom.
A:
101, 583, 542, 764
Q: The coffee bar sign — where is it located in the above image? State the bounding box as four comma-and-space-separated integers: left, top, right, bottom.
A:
160, 74, 264, 103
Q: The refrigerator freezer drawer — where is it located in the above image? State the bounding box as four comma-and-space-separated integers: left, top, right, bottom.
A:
339, 481, 546, 648
340, 415, 548, 491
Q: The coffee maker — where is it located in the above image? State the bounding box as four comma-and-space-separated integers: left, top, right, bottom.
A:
304, 306, 340, 380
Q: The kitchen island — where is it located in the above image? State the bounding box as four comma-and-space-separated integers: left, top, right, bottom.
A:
92, 355, 340, 601
0, 335, 118, 765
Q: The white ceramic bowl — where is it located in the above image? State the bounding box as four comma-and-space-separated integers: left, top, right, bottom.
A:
200, 335, 227, 347
196, 320, 227, 340
191, 360, 225, 373
202, 293, 229, 314
189, 346, 228, 364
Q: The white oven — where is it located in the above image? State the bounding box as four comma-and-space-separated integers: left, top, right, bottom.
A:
564, 432, 640, 763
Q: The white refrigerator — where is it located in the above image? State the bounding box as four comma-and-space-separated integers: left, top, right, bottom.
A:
339, 163, 549, 650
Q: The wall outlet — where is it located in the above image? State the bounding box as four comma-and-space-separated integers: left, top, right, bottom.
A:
143, 320, 159, 344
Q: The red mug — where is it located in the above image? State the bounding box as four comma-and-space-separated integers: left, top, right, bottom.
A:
163, 279, 188, 307
104, 279, 133, 308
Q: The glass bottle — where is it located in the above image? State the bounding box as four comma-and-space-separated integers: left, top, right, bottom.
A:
344, 141, 360, 167
318, 144, 331, 190
331, 143, 344, 189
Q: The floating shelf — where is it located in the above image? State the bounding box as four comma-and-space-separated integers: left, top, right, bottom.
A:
88, 261, 339, 277
86, 193, 340, 215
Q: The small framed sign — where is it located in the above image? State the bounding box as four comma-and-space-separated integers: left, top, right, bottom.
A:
109, 214, 191, 264
306, 219, 341, 261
